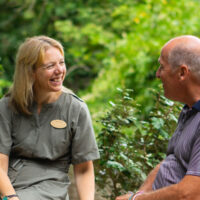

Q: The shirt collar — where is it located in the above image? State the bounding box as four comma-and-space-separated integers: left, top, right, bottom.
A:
184, 100, 200, 112
192, 100, 200, 111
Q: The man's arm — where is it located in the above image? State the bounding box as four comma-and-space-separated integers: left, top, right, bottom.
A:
136, 175, 200, 200
118, 175, 200, 200
138, 162, 161, 192
115, 162, 161, 200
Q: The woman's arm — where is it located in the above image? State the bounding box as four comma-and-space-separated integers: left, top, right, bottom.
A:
0, 153, 19, 199
73, 160, 95, 200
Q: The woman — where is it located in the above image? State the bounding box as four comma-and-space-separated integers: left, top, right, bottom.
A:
0, 36, 100, 200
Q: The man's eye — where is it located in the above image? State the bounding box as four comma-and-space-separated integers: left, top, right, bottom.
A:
60, 61, 65, 65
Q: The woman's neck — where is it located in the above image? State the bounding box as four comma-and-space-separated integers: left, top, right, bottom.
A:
34, 90, 62, 113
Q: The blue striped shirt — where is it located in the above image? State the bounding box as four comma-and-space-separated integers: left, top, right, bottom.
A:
153, 100, 200, 189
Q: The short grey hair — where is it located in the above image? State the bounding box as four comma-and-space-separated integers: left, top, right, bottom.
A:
168, 45, 200, 79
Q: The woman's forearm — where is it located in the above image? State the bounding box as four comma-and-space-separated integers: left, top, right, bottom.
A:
0, 167, 16, 195
74, 161, 95, 200
0, 154, 18, 198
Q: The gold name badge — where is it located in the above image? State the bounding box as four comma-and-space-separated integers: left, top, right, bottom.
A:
50, 120, 67, 129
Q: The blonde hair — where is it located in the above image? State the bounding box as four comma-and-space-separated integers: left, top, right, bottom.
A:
8, 35, 64, 115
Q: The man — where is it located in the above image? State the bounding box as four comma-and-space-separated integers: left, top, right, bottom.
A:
116, 35, 200, 200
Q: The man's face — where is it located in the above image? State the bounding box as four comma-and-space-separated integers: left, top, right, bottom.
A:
156, 50, 180, 101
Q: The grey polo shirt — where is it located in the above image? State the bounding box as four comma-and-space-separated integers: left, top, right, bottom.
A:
153, 101, 200, 190
0, 92, 99, 199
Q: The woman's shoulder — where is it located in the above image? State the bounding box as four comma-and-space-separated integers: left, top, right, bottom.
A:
0, 96, 10, 108
0, 96, 13, 120
61, 87, 84, 105
60, 88, 89, 115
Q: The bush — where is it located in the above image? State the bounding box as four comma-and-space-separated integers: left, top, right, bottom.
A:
0, 64, 11, 98
95, 88, 182, 199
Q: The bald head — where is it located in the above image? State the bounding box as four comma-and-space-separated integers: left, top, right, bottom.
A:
164, 35, 200, 49
162, 35, 200, 80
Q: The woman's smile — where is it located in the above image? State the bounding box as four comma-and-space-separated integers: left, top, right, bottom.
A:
33, 46, 66, 96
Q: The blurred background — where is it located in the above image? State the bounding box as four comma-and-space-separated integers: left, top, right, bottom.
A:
0, 0, 200, 199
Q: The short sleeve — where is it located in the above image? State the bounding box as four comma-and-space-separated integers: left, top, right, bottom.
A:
71, 102, 100, 164
186, 131, 200, 176
0, 97, 13, 155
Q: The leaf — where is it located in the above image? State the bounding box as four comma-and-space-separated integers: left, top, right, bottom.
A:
109, 101, 116, 107
106, 160, 125, 171
151, 117, 164, 129
160, 129, 170, 139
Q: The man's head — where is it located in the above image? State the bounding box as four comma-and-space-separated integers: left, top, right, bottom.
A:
156, 35, 200, 105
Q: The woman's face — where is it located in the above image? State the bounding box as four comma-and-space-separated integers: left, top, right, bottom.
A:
33, 46, 66, 95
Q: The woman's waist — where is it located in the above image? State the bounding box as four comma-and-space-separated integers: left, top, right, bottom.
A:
9, 157, 70, 172
8, 157, 71, 188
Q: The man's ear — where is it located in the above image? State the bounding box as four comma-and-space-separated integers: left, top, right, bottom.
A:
178, 65, 189, 80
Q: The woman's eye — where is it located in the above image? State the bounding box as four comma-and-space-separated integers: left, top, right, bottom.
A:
41, 61, 65, 70
45, 64, 55, 70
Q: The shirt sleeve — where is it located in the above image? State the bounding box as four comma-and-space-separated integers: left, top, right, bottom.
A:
71, 102, 100, 164
186, 130, 200, 176
0, 98, 13, 155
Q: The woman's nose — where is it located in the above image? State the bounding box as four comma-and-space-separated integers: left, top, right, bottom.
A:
55, 63, 65, 73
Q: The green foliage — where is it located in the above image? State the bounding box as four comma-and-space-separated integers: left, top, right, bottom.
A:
0, 0, 122, 90
2, 0, 200, 96
81, 0, 200, 118
95, 88, 182, 199
0, 65, 11, 98
1, 0, 200, 110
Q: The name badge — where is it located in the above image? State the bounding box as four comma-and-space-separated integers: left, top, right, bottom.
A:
50, 120, 67, 129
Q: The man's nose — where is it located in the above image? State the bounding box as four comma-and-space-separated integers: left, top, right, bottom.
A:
156, 68, 160, 78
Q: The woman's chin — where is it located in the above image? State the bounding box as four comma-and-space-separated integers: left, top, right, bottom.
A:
49, 81, 63, 91
48, 85, 63, 93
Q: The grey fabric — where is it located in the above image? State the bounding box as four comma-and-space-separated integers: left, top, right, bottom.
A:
153, 103, 200, 190
0, 92, 100, 199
